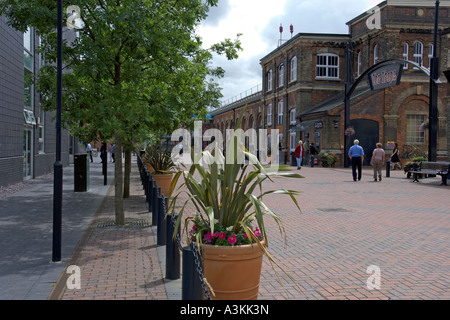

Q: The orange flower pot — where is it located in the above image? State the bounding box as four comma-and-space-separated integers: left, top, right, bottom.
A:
152, 173, 173, 198
202, 241, 265, 300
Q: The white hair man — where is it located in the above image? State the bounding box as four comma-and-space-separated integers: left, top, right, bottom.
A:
348, 139, 364, 181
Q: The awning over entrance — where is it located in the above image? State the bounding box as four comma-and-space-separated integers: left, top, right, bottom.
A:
290, 120, 316, 132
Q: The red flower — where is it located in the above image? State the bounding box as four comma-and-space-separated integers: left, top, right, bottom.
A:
228, 235, 237, 245
219, 232, 226, 240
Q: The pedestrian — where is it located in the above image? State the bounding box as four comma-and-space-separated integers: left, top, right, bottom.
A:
278, 139, 283, 164
294, 140, 305, 170
390, 142, 401, 170
370, 142, 385, 182
86, 143, 93, 162
309, 142, 318, 167
348, 139, 364, 181
304, 140, 310, 165
109, 144, 115, 162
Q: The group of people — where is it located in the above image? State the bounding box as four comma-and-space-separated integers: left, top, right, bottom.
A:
85, 142, 115, 163
294, 140, 318, 170
291, 138, 402, 182
348, 140, 401, 182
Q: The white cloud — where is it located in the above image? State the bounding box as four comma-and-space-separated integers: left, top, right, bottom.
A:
198, 0, 386, 104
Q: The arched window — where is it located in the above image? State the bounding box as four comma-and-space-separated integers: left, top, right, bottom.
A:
428, 44, 434, 70
278, 100, 283, 125
278, 64, 284, 87
357, 51, 362, 77
267, 69, 273, 91
373, 44, 379, 65
267, 103, 272, 126
413, 41, 424, 67
290, 56, 297, 82
403, 43, 409, 69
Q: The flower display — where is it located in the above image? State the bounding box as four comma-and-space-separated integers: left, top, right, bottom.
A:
191, 215, 264, 246
419, 118, 429, 132
344, 126, 355, 136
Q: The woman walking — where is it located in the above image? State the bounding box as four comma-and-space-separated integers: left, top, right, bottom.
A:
370, 142, 385, 182
390, 142, 401, 170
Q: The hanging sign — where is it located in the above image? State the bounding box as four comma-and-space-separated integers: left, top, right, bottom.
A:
368, 63, 402, 91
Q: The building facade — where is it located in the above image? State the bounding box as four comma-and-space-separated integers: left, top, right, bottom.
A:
0, 17, 73, 187
210, 0, 450, 166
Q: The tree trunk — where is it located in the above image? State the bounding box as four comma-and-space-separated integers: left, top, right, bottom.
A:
123, 148, 131, 198
114, 134, 125, 225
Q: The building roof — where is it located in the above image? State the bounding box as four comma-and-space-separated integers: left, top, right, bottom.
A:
259, 32, 350, 63
299, 85, 372, 118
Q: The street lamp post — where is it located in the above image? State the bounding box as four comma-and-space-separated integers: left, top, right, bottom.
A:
52, 0, 63, 262
429, 0, 440, 162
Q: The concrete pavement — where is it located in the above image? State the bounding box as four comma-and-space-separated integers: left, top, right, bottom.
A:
0, 155, 112, 299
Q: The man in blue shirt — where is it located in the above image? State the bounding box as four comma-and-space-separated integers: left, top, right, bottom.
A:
348, 139, 364, 181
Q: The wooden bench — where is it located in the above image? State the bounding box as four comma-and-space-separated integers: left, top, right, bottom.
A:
409, 161, 450, 185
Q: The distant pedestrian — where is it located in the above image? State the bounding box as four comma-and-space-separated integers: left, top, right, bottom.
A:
348, 139, 364, 181
390, 142, 401, 170
109, 144, 115, 162
304, 140, 310, 165
370, 142, 385, 182
278, 140, 283, 164
86, 143, 93, 162
309, 142, 318, 167
294, 140, 305, 170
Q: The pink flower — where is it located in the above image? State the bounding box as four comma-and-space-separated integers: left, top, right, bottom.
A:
228, 235, 237, 245
219, 232, 226, 240
213, 231, 219, 238
204, 232, 214, 243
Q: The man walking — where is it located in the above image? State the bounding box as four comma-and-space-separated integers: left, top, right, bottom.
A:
348, 139, 364, 181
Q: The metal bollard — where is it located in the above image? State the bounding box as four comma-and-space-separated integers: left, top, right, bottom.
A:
152, 185, 160, 226
166, 213, 180, 280
182, 246, 203, 300
386, 160, 390, 177
148, 180, 155, 214
157, 196, 166, 246
143, 169, 148, 198
146, 174, 153, 203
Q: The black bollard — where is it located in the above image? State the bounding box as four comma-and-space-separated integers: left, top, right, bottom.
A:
386, 160, 390, 178
157, 196, 166, 246
102, 160, 107, 185
166, 213, 180, 280
143, 168, 148, 198
148, 179, 155, 214
152, 185, 160, 226
182, 245, 203, 300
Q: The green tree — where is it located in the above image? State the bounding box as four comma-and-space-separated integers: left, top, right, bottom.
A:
1, 0, 242, 224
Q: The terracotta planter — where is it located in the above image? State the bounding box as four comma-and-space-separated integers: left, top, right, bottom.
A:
202, 241, 265, 300
152, 173, 173, 197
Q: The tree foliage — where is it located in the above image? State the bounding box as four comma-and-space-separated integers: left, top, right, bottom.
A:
1, 0, 242, 223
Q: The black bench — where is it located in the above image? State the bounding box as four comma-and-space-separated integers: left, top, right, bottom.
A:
409, 161, 450, 185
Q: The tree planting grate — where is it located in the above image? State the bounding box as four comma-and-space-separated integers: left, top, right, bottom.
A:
94, 219, 151, 229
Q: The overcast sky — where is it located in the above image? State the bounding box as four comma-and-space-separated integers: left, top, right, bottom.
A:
197, 0, 383, 106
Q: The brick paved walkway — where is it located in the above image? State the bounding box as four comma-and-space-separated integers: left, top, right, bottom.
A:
52, 159, 449, 300
258, 165, 449, 300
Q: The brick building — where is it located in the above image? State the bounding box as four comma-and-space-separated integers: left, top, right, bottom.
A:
210, 0, 450, 166
0, 18, 76, 187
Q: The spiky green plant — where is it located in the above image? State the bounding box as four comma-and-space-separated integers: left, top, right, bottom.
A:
167, 111, 303, 265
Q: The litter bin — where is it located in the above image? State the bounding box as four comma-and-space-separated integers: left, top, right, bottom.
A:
291, 152, 296, 166
74, 154, 90, 192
